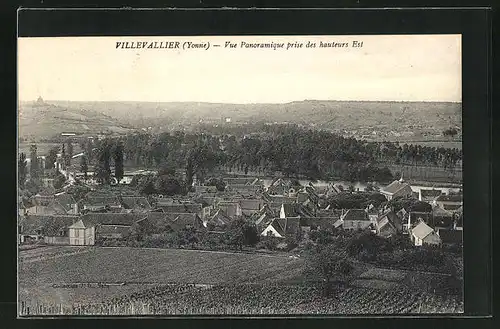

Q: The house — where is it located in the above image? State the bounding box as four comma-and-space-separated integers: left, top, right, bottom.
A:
262, 193, 296, 206
233, 199, 263, 216
406, 211, 433, 231
419, 189, 443, 202
163, 213, 204, 231
79, 192, 122, 212
340, 209, 371, 230
279, 203, 314, 219
380, 177, 413, 201
155, 202, 203, 215
299, 217, 338, 232
120, 196, 152, 211
325, 183, 343, 198
19, 215, 78, 244
261, 217, 301, 238
68, 219, 96, 245
26, 196, 68, 216
204, 209, 232, 229
215, 201, 242, 219
375, 210, 400, 238
437, 228, 463, 246
434, 194, 463, 209
432, 205, 454, 229
194, 185, 219, 194
266, 178, 292, 195
54, 192, 78, 215
410, 221, 441, 246
80, 213, 147, 240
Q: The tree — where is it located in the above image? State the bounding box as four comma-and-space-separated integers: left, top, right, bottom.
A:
66, 139, 74, 166
224, 220, 258, 251
113, 140, 124, 182
95, 140, 112, 184
53, 172, 67, 189
304, 244, 355, 296
18, 153, 27, 187
29, 144, 38, 180
80, 155, 88, 178
46, 146, 59, 170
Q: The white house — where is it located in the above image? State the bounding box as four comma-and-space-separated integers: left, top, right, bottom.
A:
68, 219, 96, 245
410, 221, 441, 247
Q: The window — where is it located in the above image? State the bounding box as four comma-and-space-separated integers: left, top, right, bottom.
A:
74, 229, 79, 237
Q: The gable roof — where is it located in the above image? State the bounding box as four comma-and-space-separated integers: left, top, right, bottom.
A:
206, 209, 232, 227
411, 221, 435, 239
265, 217, 301, 237
54, 193, 77, 212
381, 180, 412, 195
342, 209, 370, 222
432, 205, 453, 217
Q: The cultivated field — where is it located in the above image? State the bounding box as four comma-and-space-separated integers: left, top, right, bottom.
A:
19, 246, 463, 315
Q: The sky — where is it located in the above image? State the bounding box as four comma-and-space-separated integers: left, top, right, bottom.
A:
18, 35, 461, 103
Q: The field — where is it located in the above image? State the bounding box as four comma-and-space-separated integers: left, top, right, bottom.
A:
19, 246, 463, 315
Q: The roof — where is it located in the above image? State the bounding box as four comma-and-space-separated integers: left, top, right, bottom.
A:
20, 215, 78, 235
206, 209, 232, 227
443, 204, 462, 212
299, 217, 336, 229
120, 196, 151, 210
156, 203, 202, 213
223, 177, 259, 185
98, 225, 132, 236
376, 211, 398, 231
82, 192, 121, 207
438, 229, 463, 244
281, 204, 298, 217
435, 194, 463, 203
411, 221, 434, 239
342, 209, 370, 222
163, 213, 202, 230
266, 217, 301, 237
26, 204, 67, 216
420, 189, 443, 198
381, 180, 412, 195
80, 213, 146, 226
432, 205, 453, 217
54, 193, 77, 212
234, 199, 263, 211
68, 219, 86, 229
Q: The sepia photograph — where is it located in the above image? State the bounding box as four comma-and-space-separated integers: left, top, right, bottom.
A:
17, 34, 463, 316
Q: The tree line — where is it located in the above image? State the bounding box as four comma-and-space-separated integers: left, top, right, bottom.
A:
83, 125, 461, 183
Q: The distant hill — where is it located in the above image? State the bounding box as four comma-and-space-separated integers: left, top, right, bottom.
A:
18, 101, 135, 140
24, 100, 462, 141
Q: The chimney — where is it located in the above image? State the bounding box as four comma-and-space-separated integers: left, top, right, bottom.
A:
73, 203, 78, 215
